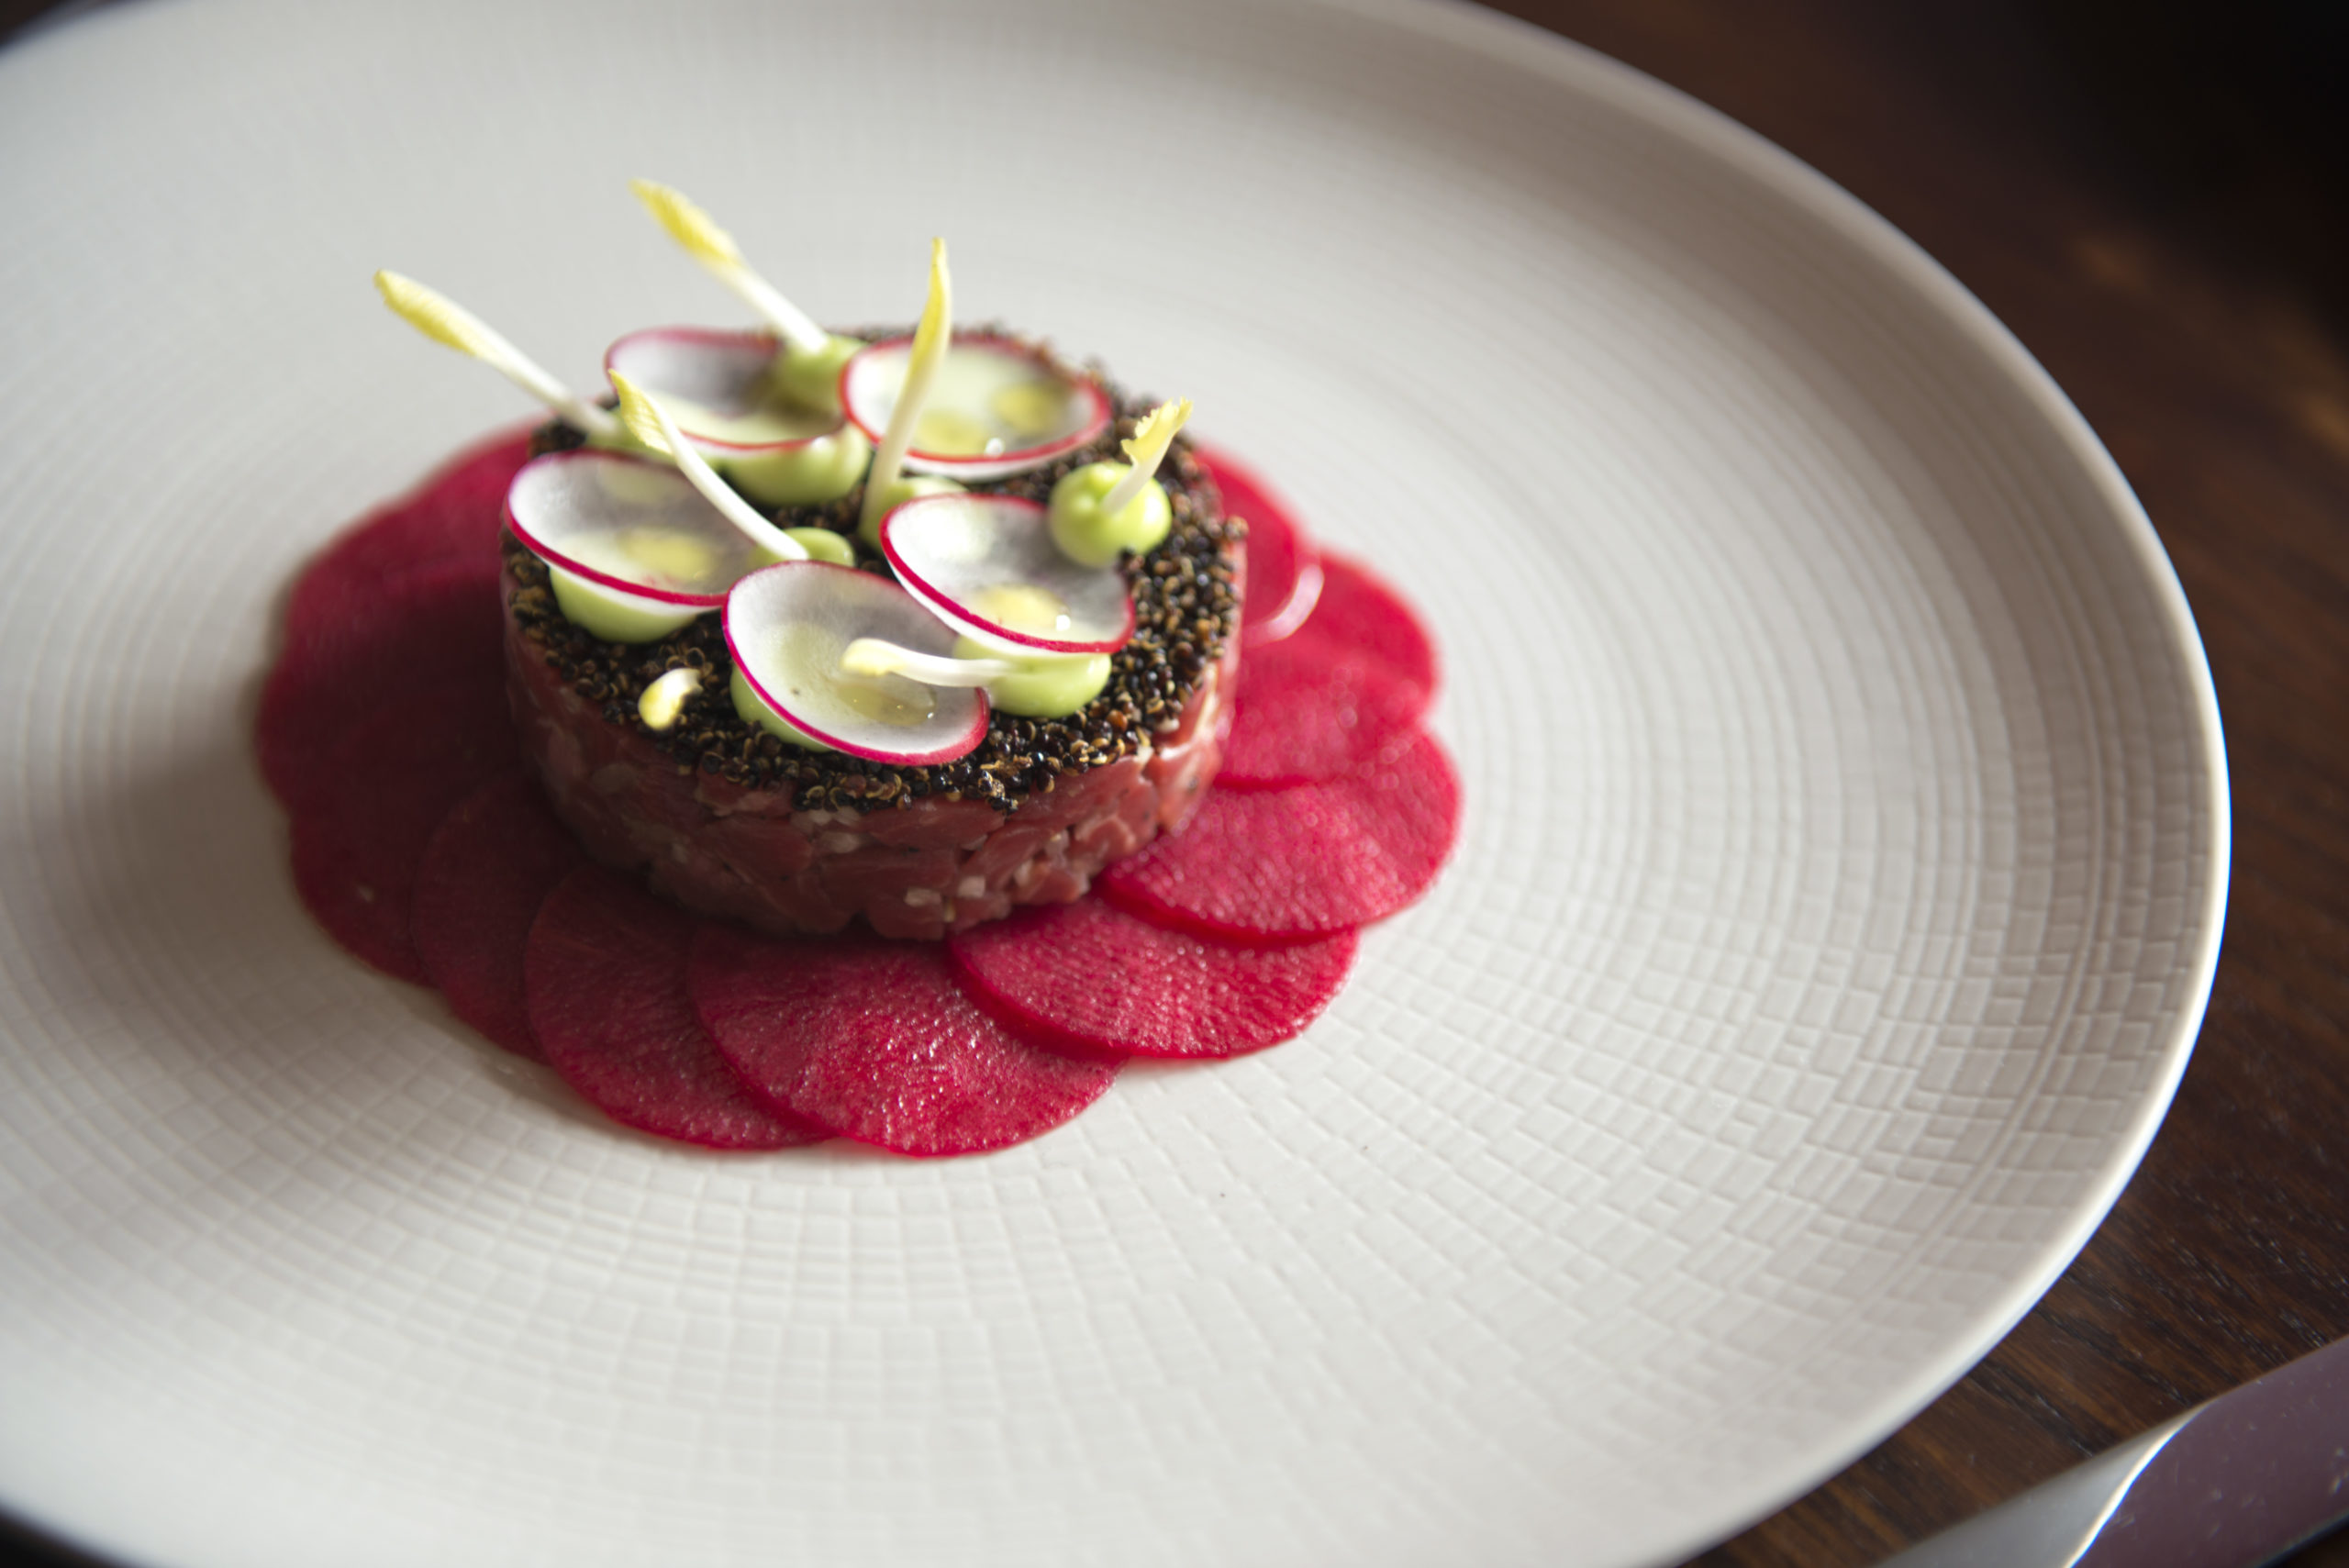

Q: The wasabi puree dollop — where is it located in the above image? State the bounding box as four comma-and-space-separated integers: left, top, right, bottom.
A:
1047, 398, 1192, 568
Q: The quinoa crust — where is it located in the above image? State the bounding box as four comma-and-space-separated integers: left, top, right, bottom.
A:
508, 330, 1239, 817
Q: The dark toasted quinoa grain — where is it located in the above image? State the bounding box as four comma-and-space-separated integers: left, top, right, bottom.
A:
508, 329, 1238, 815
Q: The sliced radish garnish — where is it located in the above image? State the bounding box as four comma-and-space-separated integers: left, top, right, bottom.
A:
412, 767, 586, 1061
1287, 554, 1438, 706
284, 429, 528, 651
880, 493, 1133, 654
1193, 445, 1324, 648
724, 561, 988, 764
1099, 729, 1461, 942
526, 866, 827, 1151
259, 561, 505, 809
507, 450, 774, 606
605, 327, 843, 449
290, 680, 521, 984
691, 925, 1119, 1157
1219, 637, 1424, 788
841, 331, 1110, 482
949, 898, 1358, 1060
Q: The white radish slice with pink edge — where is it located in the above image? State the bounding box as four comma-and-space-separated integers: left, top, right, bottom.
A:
841, 332, 1110, 481
604, 328, 843, 450
724, 561, 989, 764
507, 450, 779, 641
880, 493, 1133, 655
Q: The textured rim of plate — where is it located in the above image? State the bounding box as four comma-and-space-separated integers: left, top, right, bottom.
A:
1371, 0, 2231, 1545
0, 0, 2232, 1562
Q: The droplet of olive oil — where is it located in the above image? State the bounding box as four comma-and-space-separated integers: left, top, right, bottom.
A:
774, 624, 935, 728
973, 583, 1074, 635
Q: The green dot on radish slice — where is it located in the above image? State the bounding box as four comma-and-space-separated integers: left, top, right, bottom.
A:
881, 493, 1134, 655
725, 562, 989, 764
604, 326, 871, 506
841, 331, 1111, 483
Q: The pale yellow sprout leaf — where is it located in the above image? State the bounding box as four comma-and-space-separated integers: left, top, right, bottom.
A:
606, 370, 677, 457
375, 271, 496, 359
607, 370, 805, 562
863, 239, 955, 536
629, 179, 743, 271
1119, 397, 1194, 477
909, 239, 952, 370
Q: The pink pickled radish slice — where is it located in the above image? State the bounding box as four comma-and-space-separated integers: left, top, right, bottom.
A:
1100, 730, 1460, 942
412, 768, 587, 1060
1286, 554, 1439, 706
259, 562, 505, 809
290, 681, 520, 983
526, 866, 827, 1150
1193, 446, 1323, 647
1220, 635, 1424, 789
691, 925, 1118, 1157
950, 897, 1357, 1060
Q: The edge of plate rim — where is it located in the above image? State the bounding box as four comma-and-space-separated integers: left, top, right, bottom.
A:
1314, 0, 2232, 1556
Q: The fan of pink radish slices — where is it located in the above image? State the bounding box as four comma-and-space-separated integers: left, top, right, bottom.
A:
259, 430, 1456, 1156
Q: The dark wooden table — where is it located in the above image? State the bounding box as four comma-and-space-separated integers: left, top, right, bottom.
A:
1472, 3, 2349, 1563
5, 2, 2344, 1564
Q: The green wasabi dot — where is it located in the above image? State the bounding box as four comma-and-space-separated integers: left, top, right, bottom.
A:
859, 473, 965, 549
550, 567, 700, 643
767, 333, 866, 414
729, 665, 833, 751
783, 527, 856, 567
721, 424, 872, 507
956, 636, 1111, 717
1047, 462, 1172, 568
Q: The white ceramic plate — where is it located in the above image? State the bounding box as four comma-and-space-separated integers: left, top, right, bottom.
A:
0, 2, 2227, 1564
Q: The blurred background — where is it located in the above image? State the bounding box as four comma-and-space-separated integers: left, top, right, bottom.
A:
4, 1, 2343, 1564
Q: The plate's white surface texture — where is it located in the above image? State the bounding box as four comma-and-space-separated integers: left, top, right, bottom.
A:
0, 2, 2226, 1565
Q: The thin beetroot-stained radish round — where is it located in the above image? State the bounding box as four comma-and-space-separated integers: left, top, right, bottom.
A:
1193, 446, 1322, 648
1220, 636, 1425, 790
287, 428, 529, 606
949, 898, 1357, 1060
413, 768, 586, 1061
1100, 729, 1460, 942
1286, 554, 1439, 706
290, 681, 522, 983
691, 925, 1118, 1156
526, 866, 826, 1151
258, 562, 505, 807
